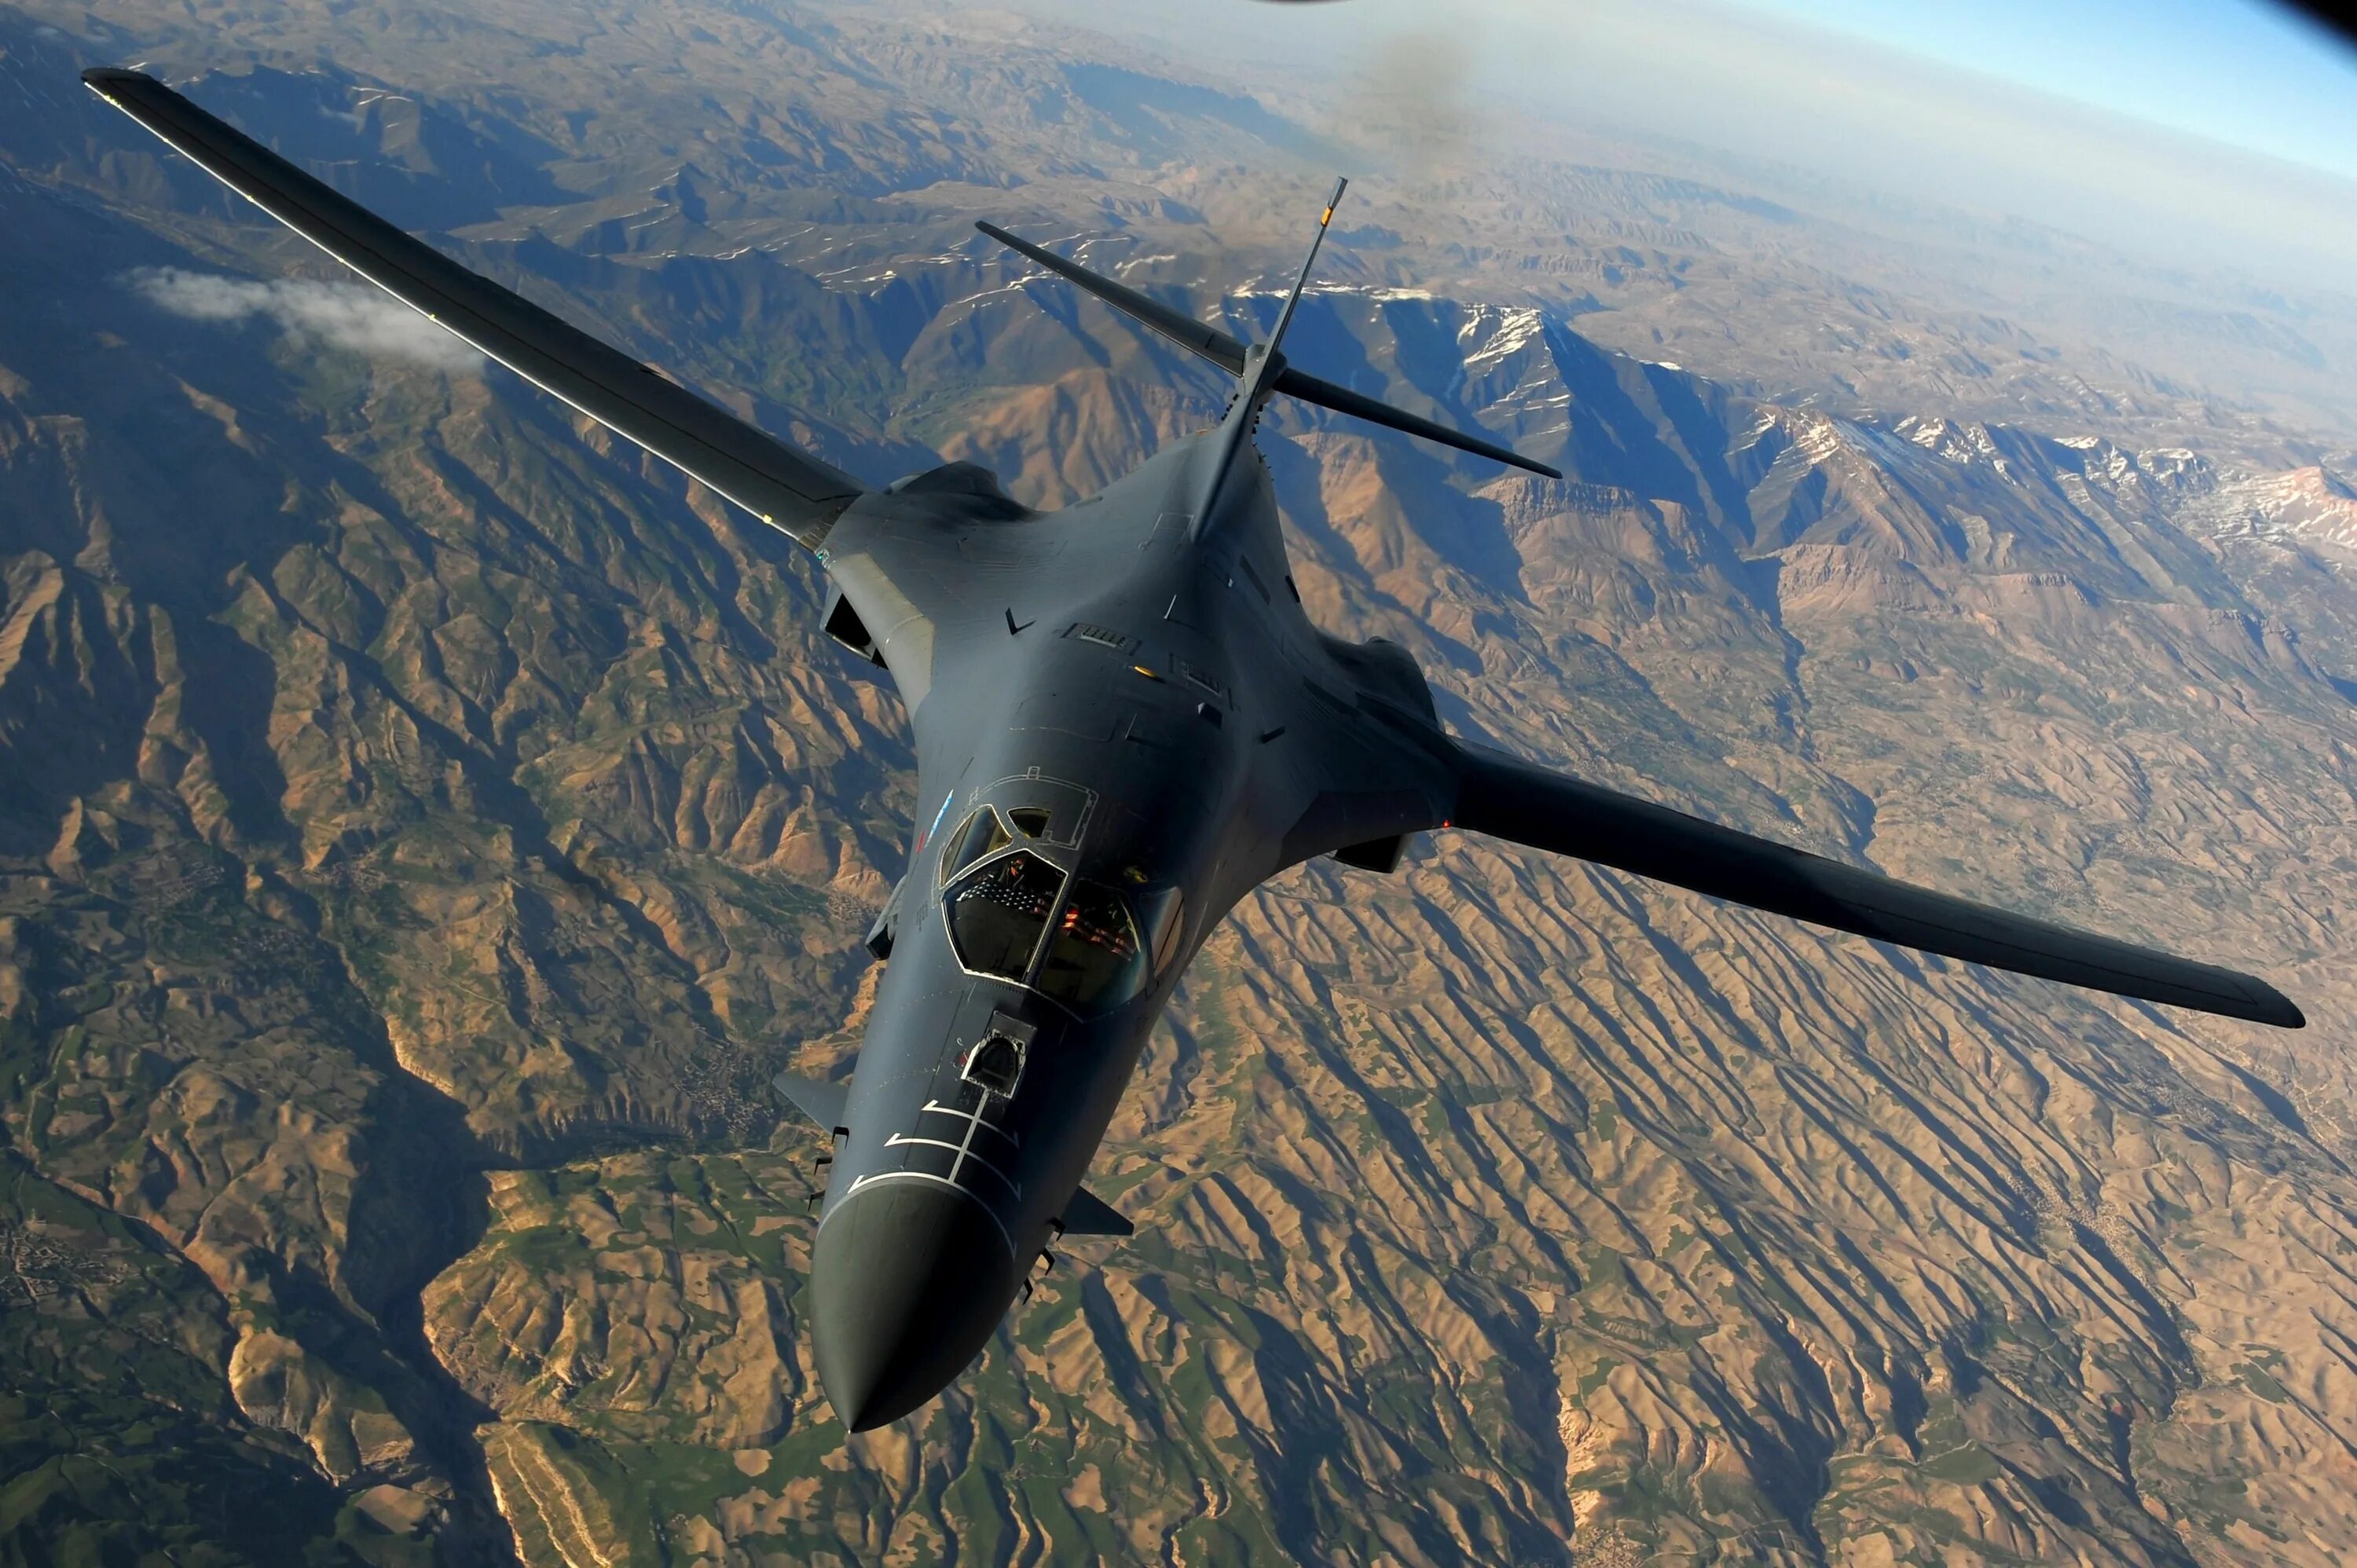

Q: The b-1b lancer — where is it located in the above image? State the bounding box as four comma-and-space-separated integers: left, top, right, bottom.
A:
85, 68, 2304, 1432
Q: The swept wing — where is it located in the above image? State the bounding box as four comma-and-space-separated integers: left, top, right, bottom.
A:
82, 68, 866, 550
1452, 742, 2304, 1028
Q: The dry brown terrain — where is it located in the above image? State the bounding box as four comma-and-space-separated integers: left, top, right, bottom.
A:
3, 2, 2356, 1563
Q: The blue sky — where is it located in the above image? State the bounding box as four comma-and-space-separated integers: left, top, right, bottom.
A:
1016, 0, 2357, 283
1730, 0, 2357, 183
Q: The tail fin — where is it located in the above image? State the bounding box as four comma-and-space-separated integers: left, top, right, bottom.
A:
1263, 176, 1347, 362
974, 189, 1560, 481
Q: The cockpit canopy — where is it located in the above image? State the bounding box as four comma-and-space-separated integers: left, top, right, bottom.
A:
937, 805, 1184, 1016
944, 847, 1064, 983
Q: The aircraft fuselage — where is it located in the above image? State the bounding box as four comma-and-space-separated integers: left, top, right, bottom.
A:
805, 433, 1456, 1428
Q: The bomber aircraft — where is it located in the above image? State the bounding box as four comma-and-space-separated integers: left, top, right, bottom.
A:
84, 68, 2303, 1431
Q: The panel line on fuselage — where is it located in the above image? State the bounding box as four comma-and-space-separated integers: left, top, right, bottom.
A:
833, 1171, 1019, 1264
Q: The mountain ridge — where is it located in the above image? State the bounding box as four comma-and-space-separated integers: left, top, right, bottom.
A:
5, 5, 2357, 1563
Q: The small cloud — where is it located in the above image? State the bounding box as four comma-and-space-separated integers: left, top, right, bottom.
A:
125, 266, 486, 374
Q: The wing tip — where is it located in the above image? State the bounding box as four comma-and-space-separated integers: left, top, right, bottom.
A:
82, 65, 152, 95
2253, 988, 2306, 1030
2205, 975, 2304, 1029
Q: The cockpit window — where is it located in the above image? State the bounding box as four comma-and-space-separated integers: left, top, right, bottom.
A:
1007, 806, 1052, 837
1036, 881, 1146, 1015
940, 807, 1013, 885
944, 849, 1063, 980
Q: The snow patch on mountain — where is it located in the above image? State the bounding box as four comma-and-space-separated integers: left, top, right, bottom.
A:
2176, 467, 2357, 551
1461, 306, 1546, 369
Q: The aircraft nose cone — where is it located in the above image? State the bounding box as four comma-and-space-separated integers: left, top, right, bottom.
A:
811, 1181, 1021, 1431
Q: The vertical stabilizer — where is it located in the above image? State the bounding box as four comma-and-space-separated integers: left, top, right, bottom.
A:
1263, 176, 1348, 365
1194, 177, 1354, 527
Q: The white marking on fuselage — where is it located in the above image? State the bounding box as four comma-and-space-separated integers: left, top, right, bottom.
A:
947, 1094, 990, 1186
920, 1099, 1021, 1146
885, 1134, 1023, 1198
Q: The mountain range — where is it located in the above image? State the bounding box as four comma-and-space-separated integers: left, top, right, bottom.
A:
4, 2, 2357, 1563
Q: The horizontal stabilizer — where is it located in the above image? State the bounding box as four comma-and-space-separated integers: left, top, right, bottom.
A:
1275, 365, 1560, 478
974, 219, 1558, 478
1451, 742, 2304, 1028
1059, 1186, 1133, 1238
82, 68, 866, 549
772, 1072, 849, 1132
976, 220, 1246, 375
